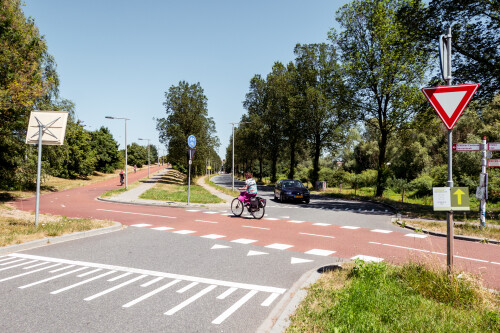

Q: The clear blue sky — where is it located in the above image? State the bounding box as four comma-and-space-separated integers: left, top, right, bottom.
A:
23, 0, 350, 159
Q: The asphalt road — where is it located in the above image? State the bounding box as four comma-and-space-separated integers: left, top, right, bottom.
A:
3, 168, 499, 332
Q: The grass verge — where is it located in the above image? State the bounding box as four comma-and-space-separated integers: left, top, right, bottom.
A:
140, 184, 223, 204
287, 260, 499, 332
0, 204, 113, 247
400, 220, 500, 241
204, 176, 240, 198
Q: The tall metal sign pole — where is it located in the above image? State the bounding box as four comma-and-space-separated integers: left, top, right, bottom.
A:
26, 111, 68, 227
442, 27, 454, 272
187, 135, 196, 206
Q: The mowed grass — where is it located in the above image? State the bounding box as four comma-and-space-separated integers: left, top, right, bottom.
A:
287, 260, 500, 333
401, 220, 500, 241
0, 207, 113, 247
140, 184, 223, 204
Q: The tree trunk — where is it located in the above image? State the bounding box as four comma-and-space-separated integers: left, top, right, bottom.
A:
376, 129, 388, 197
259, 157, 263, 182
288, 140, 296, 179
311, 135, 321, 186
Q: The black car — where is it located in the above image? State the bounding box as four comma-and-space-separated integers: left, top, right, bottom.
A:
274, 179, 310, 204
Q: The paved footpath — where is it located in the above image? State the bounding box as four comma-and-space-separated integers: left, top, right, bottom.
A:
11, 168, 500, 291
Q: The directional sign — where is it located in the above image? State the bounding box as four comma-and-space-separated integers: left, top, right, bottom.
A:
488, 143, 500, 151
452, 143, 480, 151
488, 159, 500, 167
187, 135, 196, 148
421, 83, 480, 130
433, 187, 469, 211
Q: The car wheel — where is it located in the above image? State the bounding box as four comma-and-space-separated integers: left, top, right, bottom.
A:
280, 194, 284, 203
274, 192, 278, 201
304, 199, 310, 204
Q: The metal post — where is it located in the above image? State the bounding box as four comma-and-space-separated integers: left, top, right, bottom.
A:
147, 142, 150, 178
232, 124, 235, 191
35, 124, 43, 228
445, 27, 454, 273
480, 136, 487, 227
124, 119, 128, 189
188, 159, 191, 205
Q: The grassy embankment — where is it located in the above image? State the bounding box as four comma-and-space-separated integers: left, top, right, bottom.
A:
287, 260, 499, 332
139, 169, 223, 204
0, 170, 124, 247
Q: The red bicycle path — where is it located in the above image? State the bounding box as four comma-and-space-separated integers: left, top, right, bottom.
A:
11, 166, 500, 290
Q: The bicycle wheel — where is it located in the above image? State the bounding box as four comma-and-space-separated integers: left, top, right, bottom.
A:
231, 198, 244, 217
251, 206, 265, 219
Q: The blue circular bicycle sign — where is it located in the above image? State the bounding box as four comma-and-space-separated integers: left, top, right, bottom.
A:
187, 135, 196, 148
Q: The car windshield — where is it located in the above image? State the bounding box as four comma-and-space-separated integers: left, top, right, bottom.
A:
283, 181, 302, 188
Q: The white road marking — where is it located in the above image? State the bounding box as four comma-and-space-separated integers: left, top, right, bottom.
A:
165, 285, 217, 315
202, 234, 226, 239
404, 233, 428, 238
0, 260, 37, 272
96, 209, 176, 219
173, 230, 195, 234
108, 272, 132, 282
51, 271, 117, 295
264, 218, 280, 221
122, 279, 181, 308
371, 229, 392, 233
203, 211, 219, 214
231, 239, 257, 244
141, 276, 164, 287
265, 243, 293, 250
23, 262, 50, 269
351, 255, 384, 263
217, 287, 237, 299
19, 267, 87, 289
51, 265, 76, 273
0, 259, 25, 266
369, 241, 430, 253
151, 227, 174, 231
85, 275, 147, 301
212, 290, 258, 324
195, 220, 218, 224
454, 255, 489, 263
0, 257, 16, 263
313, 223, 330, 226
0, 264, 61, 283
247, 251, 268, 256
261, 292, 280, 307
492, 262, 500, 265
287, 220, 305, 223
177, 282, 198, 293
280, 216, 290, 219
186, 210, 199, 212
299, 232, 335, 239
340, 226, 360, 229
131, 224, 152, 228
211, 244, 231, 249
242, 225, 270, 230
291, 257, 313, 264
7, 254, 286, 293
61, 204, 66, 208
304, 249, 336, 256
76, 268, 101, 277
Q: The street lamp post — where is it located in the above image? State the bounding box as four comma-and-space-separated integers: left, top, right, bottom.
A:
138, 138, 150, 178
230, 122, 250, 191
105, 116, 129, 189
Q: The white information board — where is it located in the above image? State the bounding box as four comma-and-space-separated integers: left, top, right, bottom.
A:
433, 187, 451, 211
26, 111, 68, 145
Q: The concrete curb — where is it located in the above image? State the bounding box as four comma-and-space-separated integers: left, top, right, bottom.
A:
393, 218, 500, 245
0, 222, 123, 255
259, 262, 347, 333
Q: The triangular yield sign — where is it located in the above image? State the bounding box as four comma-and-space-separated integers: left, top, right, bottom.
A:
421, 83, 479, 130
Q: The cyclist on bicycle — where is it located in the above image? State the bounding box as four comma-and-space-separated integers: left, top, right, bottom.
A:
238, 172, 257, 205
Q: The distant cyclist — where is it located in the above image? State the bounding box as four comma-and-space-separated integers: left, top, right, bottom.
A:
238, 172, 257, 204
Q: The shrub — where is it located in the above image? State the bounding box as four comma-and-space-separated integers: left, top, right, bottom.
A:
409, 175, 433, 197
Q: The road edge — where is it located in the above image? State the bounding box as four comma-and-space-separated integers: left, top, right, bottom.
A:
0, 221, 123, 255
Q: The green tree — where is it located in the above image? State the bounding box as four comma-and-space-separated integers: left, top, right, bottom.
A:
0, 0, 59, 188
127, 142, 147, 168
156, 81, 219, 175
90, 127, 121, 173
331, 0, 433, 196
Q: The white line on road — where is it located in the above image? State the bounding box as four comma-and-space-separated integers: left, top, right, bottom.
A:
23, 262, 50, 270
287, 220, 305, 223
77, 268, 102, 277
0, 260, 38, 272
51, 271, 117, 295
212, 290, 258, 324
202, 234, 226, 239
217, 287, 237, 299
85, 275, 147, 301
123, 279, 181, 308
299, 232, 335, 239
141, 276, 164, 287
165, 285, 217, 315
231, 239, 257, 244
96, 209, 176, 219
304, 249, 336, 256
108, 272, 132, 282
195, 220, 218, 224
19, 267, 88, 289
0, 263, 61, 283
313, 223, 330, 226
177, 282, 199, 293
6, 254, 286, 294
173, 230, 195, 234
265, 243, 293, 250
131, 224, 152, 228
151, 227, 174, 231
242, 225, 270, 230
0, 259, 25, 266
51, 265, 76, 273
340, 226, 360, 229
261, 292, 280, 307
371, 229, 392, 234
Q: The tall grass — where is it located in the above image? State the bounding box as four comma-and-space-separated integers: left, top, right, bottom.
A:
287, 260, 499, 332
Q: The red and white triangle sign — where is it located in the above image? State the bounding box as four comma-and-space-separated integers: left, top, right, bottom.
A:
421, 83, 480, 130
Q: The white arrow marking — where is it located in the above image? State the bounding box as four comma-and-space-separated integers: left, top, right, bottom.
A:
247, 250, 268, 256
291, 257, 313, 264
211, 244, 231, 250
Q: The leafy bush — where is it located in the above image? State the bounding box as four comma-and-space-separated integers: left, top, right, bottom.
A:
409, 175, 433, 197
